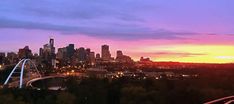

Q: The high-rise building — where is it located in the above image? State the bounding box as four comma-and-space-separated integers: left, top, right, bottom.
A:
39, 38, 56, 68
50, 38, 55, 54
50, 38, 54, 47
77, 47, 87, 62
86, 48, 91, 63
57, 44, 75, 65
18, 46, 32, 59
39, 48, 43, 57
0, 52, 5, 65
90, 52, 95, 64
101, 45, 111, 61
7, 52, 17, 64
57, 47, 67, 60
40, 38, 56, 58
66, 44, 75, 59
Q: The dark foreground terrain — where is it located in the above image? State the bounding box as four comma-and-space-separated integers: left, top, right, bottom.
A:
1, 64, 234, 104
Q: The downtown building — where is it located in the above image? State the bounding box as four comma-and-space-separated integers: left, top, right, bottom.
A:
56, 44, 75, 66
18, 46, 33, 59
101, 45, 112, 61
115, 50, 133, 63
74, 47, 96, 65
6, 52, 18, 64
39, 38, 56, 68
0, 52, 5, 65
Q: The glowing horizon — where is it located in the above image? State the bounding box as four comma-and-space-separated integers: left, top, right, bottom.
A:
136, 45, 234, 63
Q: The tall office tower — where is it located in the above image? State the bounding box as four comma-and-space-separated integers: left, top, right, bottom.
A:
39, 48, 43, 57
66, 44, 75, 59
101, 45, 111, 61
77, 47, 87, 62
18, 46, 32, 59
57, 47, 67, 60
50, 38, 54, 47
49, 38, 55, 54
86, 48, 91, 62
0, 52, 5, 65
90, 52, 95, 64
40, 38, 56, 68
41, 38, 56, 58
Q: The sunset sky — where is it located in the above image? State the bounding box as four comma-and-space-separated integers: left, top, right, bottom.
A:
0, 0, 234, 63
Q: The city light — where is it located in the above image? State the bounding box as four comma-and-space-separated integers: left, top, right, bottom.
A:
0, 1, 234, 103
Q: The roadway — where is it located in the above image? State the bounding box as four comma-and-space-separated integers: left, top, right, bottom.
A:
26, 75, 67, 90
204, 96, 234, 104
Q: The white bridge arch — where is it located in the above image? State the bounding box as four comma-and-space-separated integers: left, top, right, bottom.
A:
4, 59, 42, 88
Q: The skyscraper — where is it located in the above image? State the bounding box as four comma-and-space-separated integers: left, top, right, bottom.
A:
0, 52, 5, 65
18, 46, 32, 59
40, 38, 56, 57
86, 48, 91, 62
66, 44, 75, 59
77, 47, 87, 62
90, 52, 95, 64
101, 45, 111, 61
50, 38, 54, 47
39, 38, 56, 68
57, 47, 67, 60
50, 38, 55, 54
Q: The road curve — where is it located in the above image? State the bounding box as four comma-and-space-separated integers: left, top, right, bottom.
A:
26, 75, 66, 90
204, 96, 234, 104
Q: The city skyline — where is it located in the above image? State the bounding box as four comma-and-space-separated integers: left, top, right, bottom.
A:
0, 38, 233, 63
1, 0, 234, 63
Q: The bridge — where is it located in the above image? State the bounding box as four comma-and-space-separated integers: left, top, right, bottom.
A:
3, 59, 69, 90
3, 59, 42, 88
26, 75, 67, 90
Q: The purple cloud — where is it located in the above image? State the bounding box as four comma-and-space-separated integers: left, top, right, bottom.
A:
0, 0, 233, 40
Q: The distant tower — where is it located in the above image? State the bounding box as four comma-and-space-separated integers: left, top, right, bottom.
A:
101, 45, 111, 60
96, 53, 101, 59
39, 38, 56, 68
66, 44, 75, 59
50, 38, 54, 47
77, 47, 87, 62
116, 50, 123, 58
18, 46, 32, 59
